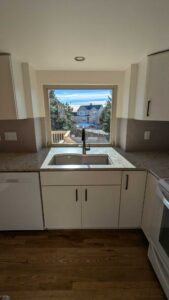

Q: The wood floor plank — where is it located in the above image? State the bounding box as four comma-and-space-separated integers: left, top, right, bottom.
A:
0, 230, 166, 299
0, 290, 165, 300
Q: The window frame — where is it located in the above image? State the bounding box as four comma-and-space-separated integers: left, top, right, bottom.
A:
43, 85, 117, 147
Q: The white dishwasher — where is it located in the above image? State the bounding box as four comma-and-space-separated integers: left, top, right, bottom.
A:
0, 172, 44, 230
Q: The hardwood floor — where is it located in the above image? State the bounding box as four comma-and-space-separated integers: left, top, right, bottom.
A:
0, 230, 166, 300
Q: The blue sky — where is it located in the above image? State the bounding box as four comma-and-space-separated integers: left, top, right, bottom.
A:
54, 89, 112, 106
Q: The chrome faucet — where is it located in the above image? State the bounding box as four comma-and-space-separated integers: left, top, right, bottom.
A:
81, 128, 90, 154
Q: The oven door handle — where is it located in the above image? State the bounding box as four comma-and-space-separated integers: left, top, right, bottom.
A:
156, 185, 169, 210
148, 244, 169, 289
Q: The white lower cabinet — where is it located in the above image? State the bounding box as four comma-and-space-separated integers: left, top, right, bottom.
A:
119, 171, 147, 228
42, 185, 121, 229
41, 170, 147, 230
42, 186, 82, 229
82, 186, 120, 229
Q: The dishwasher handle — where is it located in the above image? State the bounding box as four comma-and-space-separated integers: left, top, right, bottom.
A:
0, 178, 31, 183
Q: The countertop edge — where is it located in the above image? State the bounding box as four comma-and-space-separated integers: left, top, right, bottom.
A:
0, 147, 168, 179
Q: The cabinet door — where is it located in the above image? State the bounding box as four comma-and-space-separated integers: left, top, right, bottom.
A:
22, 63, 43, 118
42, 186, 81, 229
135, 57, 148, 120
0, 55, 17, 119
119, 171, 147, 228
11, 55, 27, 119
82, 186, 120, 229
0, 54, 27, 120
145, 52, 169, 121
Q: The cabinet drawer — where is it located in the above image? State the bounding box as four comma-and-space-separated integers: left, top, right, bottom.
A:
40, 171, 122, 186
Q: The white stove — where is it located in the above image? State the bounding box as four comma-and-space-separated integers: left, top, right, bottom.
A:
159, 178, 169, 193
148, 178, 169, 299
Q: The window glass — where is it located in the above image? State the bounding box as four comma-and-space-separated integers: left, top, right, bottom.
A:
48, 89, 113, 144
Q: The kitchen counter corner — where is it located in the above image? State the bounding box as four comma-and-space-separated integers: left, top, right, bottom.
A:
0, 148, 49, 172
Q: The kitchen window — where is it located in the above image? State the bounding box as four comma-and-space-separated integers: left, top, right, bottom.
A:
44, 86, 117, 146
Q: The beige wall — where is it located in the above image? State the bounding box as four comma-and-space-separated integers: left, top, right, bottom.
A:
117, 118, 169, 151
36, 70, 124, 118
116, 118, 128, 150
0, 118, 44, 152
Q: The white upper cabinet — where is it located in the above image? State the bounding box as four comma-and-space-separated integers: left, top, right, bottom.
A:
0, 54, 27, 119
0, 54, 42, 120
121, 51, 169, 121
22, 63, 43, 118
135, 51, 169, 121
121, 64, 138, 119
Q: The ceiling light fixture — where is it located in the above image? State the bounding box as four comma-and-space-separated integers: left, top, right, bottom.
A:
74, 56, 85, 62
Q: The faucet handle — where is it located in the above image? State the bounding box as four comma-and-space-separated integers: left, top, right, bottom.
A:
86, 144, 90, 151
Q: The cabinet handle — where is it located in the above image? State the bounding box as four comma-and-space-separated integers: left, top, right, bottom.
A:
146, 100, 151, 117
5, 179, 19, 183
85, 189, 88, 201
75, 189, 78, 201
125, 174, 129, 190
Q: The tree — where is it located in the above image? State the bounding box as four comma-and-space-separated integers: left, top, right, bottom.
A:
49, 89, 55, 100
49, 90, 60, 130
48, 90, 74, 131
62, 103, 74, 130
99, 99, 111, 133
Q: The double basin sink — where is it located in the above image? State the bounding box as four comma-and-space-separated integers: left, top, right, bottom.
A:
49, 153, 112, 166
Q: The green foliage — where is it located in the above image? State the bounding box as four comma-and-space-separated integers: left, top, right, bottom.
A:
49, 90, 55, 100
99, 99, 111, 133
49, 90, 74, 131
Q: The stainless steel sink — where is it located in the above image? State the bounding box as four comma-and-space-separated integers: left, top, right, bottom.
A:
49, 154, 112, 165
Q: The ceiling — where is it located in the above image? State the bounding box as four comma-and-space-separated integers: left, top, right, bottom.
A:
0, 0, 169, 70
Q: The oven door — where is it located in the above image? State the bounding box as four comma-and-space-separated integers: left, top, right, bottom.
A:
156, 184, 169, 266
148, 183, 169, 299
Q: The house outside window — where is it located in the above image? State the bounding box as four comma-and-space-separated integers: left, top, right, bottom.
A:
45, 87, 116, 145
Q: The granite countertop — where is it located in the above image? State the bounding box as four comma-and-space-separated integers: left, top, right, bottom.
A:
0, 146, 169, 179
0, 148, 49, 172
115, 147, 169, 179
41, 147, 135, 170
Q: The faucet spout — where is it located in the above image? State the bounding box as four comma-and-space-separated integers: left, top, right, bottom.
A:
81, 128, 90, 154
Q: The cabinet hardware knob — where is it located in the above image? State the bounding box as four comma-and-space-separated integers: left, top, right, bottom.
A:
85, 189, 88, 201
75, 189, 78, 201
146, 100, 151, 117
125, 174, 129, 190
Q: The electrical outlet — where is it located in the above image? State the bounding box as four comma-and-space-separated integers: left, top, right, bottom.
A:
144, 131, 151, 140
4, 132, 17, 141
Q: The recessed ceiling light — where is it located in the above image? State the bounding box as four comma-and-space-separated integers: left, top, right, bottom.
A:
74, 56, 85, 62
